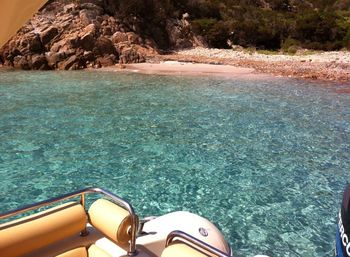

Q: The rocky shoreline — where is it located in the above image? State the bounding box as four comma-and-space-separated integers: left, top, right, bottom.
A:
0, 1, 349, 83
0, 0, 200, 71
0, 1, 155, 70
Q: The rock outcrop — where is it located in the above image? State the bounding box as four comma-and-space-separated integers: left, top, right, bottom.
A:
166, 14, 206, 49
0, 0, 204, 70
0, 1, 158, 70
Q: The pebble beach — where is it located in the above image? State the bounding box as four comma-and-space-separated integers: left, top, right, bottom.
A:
149, 47, 350, 82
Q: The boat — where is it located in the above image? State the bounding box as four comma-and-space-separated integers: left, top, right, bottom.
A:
0, 2, 234, 257
336, 184, 350, 257
1, 1, 348, 257
0, 187, 232, 257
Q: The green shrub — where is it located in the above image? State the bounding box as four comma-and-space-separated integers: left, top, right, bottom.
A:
287, 45, 299, 54
293, 10, 348, 49
343, 29, 350, 49
207, 21, 232, 48
245, 46, 257, 54
191, 18, 217, 34
230, 12, 285, 50
281, 37, 301, 52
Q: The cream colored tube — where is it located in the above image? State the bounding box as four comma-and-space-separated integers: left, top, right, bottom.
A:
0, 0, 47, 48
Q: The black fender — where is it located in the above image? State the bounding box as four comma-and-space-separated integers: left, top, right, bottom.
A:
336, 185, 350, 257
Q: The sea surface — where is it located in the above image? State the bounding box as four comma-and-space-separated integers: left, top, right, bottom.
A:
0, 70, 349, 257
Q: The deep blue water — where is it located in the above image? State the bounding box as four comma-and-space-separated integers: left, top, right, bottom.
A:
0, 70, 349, 256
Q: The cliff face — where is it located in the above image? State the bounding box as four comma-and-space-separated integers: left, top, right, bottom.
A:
0, 0, 203, 70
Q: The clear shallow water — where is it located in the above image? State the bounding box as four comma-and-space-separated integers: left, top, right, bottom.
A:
0, 70, 349, 256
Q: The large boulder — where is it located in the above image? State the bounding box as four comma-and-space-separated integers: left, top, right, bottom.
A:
31, 55, 49, 70
112, 32, 128, 44
95, 54, 117, 67
80, 3, 104, 14
93, 37, 116, 56
79, 0, 104, 7
126, 32, 141, 44
50, 39, 68, 52
79, 4, 103, 26
79, 0, 105, 8
79, 24, 96, 50
119, 47, 145, 64
57, 13, 74, 30
40, 26, 59, 46
80, 33, 95, 50
102, 26, 113, 36
13, 56, 31, 70
82, 51, 95, 67
50, 34, 79, 52
46, 52, 66, 68
79, 10, 93, 26
16, 33, 44, 54
29, 34, 44, 53
10, 48, 22, 58
165, 19, 192, 49
63, 4, 76, 13
58, 55, 79, 70
165, 18, 205, 49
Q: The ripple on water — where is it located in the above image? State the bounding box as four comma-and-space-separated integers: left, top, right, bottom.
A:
0, 71, 349, 257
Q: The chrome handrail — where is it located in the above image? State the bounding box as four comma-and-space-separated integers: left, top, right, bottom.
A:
0, 187, 138, 256
166, 230, 232, 257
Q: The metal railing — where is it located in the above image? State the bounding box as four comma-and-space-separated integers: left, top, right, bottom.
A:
166, 230, 233, 257
0, 187, 138, 256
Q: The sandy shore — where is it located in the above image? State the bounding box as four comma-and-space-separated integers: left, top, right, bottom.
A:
125, 62, 254, 75
102, 61, 274, 79
100, 47, 350, 82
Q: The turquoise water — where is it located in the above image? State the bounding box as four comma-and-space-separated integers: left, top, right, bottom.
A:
0, 70, 349, 256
